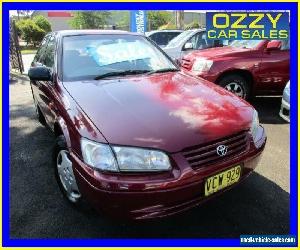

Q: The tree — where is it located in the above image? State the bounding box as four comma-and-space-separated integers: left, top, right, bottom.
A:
112, 11, 130, 30
69, 11, 111, 29
175, 11, 184, 29
147, 11, 173, 30
33, 15, 51, 33
16, 19, 46, 46
158, 23, 177, 30
185, 21, 200, 30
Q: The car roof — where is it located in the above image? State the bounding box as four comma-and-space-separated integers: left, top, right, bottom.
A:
55, 29, 141, 37
186, 28, 206, 32
146, 30, 183, 36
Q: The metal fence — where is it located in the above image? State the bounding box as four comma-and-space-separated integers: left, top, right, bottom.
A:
10, 20, 24, 74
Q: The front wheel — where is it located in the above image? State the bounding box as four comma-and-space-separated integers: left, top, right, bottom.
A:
218, 74, 250, 100
53, 135, 81, 204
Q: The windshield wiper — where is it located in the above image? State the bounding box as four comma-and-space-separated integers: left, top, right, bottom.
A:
94, 70, 150, 80
146, 68, 179, 75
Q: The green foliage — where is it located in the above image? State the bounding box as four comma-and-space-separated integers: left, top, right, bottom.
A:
112, 11, 130, 30
16, 19, 46, 46
148, 11, 173, 30
158, 23, 177, 30
33, 15, 52, 33
185, 21, 200, 30
69, 11, 111, 29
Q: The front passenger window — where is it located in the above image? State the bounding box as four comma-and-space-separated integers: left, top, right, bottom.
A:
185, 32, 208, 50
33, 35, 49, 64
43, 35, 56, 68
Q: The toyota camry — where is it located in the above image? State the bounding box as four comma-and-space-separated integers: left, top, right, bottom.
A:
28, 30, 266, 219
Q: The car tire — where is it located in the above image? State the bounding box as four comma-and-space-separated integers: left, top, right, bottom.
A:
53, 135, 82, 205
218, 74, 250, 100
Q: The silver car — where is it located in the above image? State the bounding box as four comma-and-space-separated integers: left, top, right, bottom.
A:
146, 30, 183, 48
163, 28, 228, 61
279, 81, 290, 122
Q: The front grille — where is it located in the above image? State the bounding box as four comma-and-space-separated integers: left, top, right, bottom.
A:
182, 130, 249, 169
181, 58, 192, 70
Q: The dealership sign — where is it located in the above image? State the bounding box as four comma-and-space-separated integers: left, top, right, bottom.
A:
206, 12, 289, 40
130, 10, 147, 33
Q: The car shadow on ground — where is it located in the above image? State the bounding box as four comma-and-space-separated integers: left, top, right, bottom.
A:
251, 96, 287, 125
9, 73, 29, 85
9, 84, 289, 238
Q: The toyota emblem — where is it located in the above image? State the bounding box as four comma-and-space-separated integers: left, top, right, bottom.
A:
216, 145, 228, 156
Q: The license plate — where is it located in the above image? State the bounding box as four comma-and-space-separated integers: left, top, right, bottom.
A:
205, 165, 241, 196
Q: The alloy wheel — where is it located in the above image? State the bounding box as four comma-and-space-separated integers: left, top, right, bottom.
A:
224, 82, 245, 99
56, 150, 81, 203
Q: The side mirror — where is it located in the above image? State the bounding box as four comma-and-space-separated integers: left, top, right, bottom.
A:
183, 42, 193, 50
28, 66, 52, 81
266, 40, 282, 52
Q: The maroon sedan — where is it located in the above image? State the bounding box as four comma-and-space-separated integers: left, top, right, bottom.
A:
28, 30, 266, 219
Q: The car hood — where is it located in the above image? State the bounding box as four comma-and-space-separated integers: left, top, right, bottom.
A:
63, 72, 253, 152
184, 46, 249, 60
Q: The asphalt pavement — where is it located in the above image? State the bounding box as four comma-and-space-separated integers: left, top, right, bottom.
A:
9, 74, 290, 239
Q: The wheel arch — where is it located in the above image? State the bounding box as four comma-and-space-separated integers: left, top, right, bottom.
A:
216, 69, 254, 91
54, 117, 72, 149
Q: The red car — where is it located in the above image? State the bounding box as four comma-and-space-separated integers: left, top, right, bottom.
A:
28, 30, 266, 219
181, 40, 290, 99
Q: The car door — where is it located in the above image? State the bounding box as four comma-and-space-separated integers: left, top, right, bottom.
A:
37, 34, 58, 128
258, 40, 290, 94
30, 34, 51, 113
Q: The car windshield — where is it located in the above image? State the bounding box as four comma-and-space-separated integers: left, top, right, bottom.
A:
229, 40, 262, 49
165, 30, 194, 48
62, 34, 177, 81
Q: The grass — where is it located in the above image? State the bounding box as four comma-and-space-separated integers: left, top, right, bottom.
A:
20, 45, 37, 55
21, 49, 37, 55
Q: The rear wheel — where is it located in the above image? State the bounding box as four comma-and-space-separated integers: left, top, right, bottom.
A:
53, 135, 81, 204
218, 74, 250, 100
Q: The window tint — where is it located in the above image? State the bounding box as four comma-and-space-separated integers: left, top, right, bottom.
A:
43, 35, 56, 67
149, 33, 158, 42
150, 32, 182, 46
166, 32, 181, 44
187, 32, 208, 49
156, 33, 169, 45
280, 39, 290, 50
34, 35, 50, 63
166, 30, 193, 48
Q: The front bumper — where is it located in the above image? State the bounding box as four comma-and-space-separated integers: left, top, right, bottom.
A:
71, 127, 266, 219
279, 98, 290, 122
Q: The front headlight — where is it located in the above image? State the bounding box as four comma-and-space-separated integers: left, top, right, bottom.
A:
81, 138, 118, 172
192, 59, 213, 73
113, 146, 171, 172
81, 138, 171, 172
250, 110, 259, 139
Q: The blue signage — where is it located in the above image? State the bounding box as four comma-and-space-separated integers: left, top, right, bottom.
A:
130, 10, 147, 33
206, 12, 289, 40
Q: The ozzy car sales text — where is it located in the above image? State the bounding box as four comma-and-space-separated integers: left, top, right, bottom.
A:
206, 12, 289, 40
